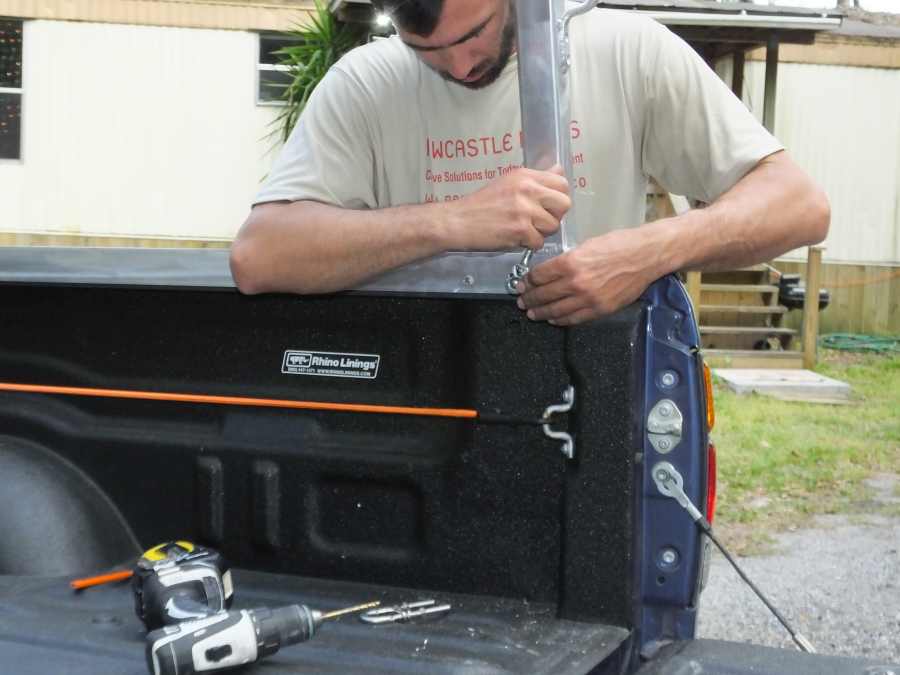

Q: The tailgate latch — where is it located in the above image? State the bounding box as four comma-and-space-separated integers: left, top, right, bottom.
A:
647, 399, 683, 454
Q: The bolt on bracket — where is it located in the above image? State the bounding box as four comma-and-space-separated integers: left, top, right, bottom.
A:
647, 398, 683, 454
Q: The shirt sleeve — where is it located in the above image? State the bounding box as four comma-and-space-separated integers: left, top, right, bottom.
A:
254, 67, 378, 209
640, 20, 783, 203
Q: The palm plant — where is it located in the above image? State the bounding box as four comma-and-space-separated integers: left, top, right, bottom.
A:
272, 0, 367, 144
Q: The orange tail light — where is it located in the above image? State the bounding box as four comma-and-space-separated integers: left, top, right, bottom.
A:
707, 442, 717, 524
703, 362, 715, 431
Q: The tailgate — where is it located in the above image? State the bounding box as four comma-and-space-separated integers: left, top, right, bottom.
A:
636, 639, 900, 675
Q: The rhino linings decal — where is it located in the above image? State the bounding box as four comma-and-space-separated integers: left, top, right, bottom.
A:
282, 350, 380, 380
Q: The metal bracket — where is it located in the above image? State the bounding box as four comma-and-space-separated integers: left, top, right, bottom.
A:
542, 386, 575, 459
647, 399, 682, 454
507, 0, 599, 294
506, 249, 534, 293
558, 0, 599, 73
651, 462, 703, 523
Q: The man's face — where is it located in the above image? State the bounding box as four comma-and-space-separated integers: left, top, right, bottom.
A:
398, 0, 516, 90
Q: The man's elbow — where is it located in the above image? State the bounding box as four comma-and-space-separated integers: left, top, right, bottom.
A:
806, 184, 831, 246
229, 235, 267, 296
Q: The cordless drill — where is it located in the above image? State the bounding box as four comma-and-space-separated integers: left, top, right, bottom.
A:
134, 541, 377, 675
145, 602, 373, 675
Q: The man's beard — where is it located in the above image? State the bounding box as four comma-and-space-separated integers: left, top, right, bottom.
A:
440, 6, 516, 90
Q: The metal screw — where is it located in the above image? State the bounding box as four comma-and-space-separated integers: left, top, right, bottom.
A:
661, 372, 676, 387
661, 549, 678, 566
462, 275, 475, 286
656, 470, 668, 482
658, 439, 671, 451
659, 404, 672, 417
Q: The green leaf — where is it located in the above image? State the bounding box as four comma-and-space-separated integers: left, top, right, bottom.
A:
269, 0, 367, 144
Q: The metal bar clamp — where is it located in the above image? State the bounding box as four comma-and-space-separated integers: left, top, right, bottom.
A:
507, 0, 599, 293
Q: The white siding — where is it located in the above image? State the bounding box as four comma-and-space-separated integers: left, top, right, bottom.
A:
743, 60, 900, 265
5, 20, 898, 264
0, 20, 280, 240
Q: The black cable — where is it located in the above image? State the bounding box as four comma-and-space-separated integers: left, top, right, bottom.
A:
695, 517, 816, 654
653, 465, 816, 654
476, 411, 548, 426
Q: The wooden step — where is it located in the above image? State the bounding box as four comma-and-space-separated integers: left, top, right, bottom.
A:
700, 284, 779, 293
700, 305, 788, 315
700, 326, 797, 336
701, 349, 804, 369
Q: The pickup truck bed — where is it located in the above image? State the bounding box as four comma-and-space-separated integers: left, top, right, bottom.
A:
0, 571, 629, 674
1, 264, 896, 675
0, 263, 721, 674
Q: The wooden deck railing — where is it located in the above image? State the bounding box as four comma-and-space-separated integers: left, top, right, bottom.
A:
801, 246, 824, 370
657, 190, 825, 369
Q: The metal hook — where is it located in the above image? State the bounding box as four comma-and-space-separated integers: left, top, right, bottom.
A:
506, 249, 534, 294
559, 0, 599, 73
559, 0, 600, 35
542, 386, 575, 459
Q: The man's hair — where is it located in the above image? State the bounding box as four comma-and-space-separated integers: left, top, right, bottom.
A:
371, 0, 444, 37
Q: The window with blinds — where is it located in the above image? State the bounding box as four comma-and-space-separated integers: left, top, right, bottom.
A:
257, 33, 297, 105
0, 19, 23, 160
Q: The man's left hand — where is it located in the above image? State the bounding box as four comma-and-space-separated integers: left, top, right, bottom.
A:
516, 227, 664, 326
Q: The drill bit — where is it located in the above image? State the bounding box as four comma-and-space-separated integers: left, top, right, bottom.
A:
320, 601, 380, 621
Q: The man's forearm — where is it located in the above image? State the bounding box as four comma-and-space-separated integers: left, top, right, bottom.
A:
510, 152, 828, 326
231, 167, 571, 295
654, 151, 830, 275
230, 200, 450, 295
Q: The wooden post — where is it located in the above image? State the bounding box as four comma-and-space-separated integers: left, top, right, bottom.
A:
732, 50, 745, 100
686, 271, 702, 319
802, 246, 824, 370
763, 34, 779, 134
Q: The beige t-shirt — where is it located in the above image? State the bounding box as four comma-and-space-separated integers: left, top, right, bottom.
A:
255, 10, 782, 243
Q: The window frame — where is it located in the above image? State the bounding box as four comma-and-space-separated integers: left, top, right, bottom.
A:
256, 62, 292, 108
0, 18, 24, 162
256, 32, 301, 108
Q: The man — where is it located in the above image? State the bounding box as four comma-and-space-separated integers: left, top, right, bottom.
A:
230, 0, 829, 326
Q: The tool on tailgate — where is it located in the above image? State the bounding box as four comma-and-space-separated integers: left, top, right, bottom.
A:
70, 540, 225, 598
132, 541, 233, 631
146, 601, 379, 675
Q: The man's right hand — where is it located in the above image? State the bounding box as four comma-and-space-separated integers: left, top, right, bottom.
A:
232, 166, 572, 296
440, 166, 572, 252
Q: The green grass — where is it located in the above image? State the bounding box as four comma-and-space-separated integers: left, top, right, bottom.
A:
712, 349, 900, 553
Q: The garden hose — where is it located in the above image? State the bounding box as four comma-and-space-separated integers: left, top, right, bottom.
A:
819, 333, 899, 353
